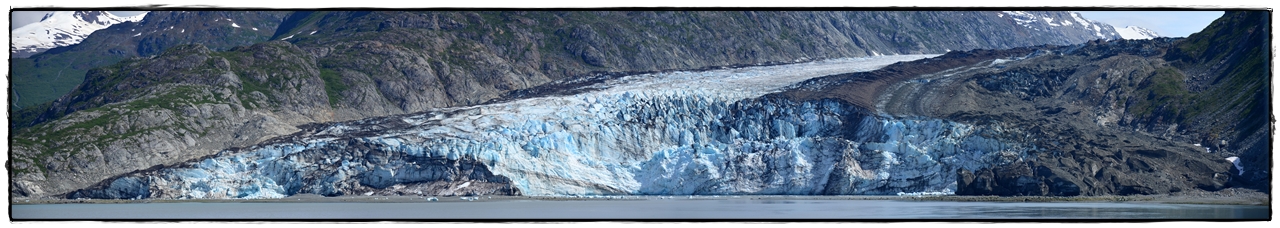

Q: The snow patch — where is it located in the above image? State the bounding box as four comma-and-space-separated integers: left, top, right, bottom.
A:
1070, 12, 1091, 27
1225, 157, 1244, 175
1043, 17, 1060, 26
989, 58, 1013, 66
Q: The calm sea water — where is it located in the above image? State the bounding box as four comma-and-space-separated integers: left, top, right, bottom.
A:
11, 199, 1269, 220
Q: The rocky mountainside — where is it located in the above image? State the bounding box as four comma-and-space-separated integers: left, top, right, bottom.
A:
10, 11, 147, 58
10, 11, 1129, 198
9, 11, 290, 110
9, 11, 1122, 112
787, 11, 1269, 196
13, 11, 1124, 127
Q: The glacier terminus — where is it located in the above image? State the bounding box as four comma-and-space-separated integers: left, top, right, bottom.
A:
69, 55, 1039, 199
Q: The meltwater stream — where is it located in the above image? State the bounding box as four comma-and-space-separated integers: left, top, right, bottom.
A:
71, 55, 1038, 199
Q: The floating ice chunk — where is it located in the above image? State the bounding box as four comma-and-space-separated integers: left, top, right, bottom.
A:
896, 189, 955, 196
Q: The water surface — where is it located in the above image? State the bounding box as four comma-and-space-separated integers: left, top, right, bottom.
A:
11, 199, 1269, 220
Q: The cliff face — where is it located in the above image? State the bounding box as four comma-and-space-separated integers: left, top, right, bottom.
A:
11, 11, 1124, 198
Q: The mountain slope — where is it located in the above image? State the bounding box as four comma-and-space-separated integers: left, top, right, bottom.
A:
1159, 11, 1271, 190
9, 11, 290, 111
19, 11, 1124, 128
10, 11, 147, 58
10, 11, 1126, 198
814, 11, 1269, 196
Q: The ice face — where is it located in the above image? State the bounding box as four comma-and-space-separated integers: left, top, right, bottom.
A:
77, 55, 1033, 198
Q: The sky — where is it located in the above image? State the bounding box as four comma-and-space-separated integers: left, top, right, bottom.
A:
10, 10, 1226, 38
1074, 11, 1225, 38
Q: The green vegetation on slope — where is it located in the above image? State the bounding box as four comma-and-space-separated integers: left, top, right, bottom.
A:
10, 84, 224, 176
10, 54, 126, 110
319, 68, 348, 107
1155, 11, 1270, 139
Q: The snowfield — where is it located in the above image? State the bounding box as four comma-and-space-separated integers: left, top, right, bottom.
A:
1116, 26, 1162, 40
11, 11, 146, 56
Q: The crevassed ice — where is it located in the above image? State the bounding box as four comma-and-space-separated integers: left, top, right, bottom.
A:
128, 55, 1031, 198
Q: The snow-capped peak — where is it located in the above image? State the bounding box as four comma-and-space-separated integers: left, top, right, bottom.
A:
1000, 11, 1121, 40
11, 11, 148, 58
1115, 26, 1161, 40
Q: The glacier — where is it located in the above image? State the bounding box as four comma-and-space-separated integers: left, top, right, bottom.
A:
68, 55, 1035, 199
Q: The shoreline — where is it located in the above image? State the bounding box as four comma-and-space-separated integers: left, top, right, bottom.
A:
12, 191, 1268, 206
